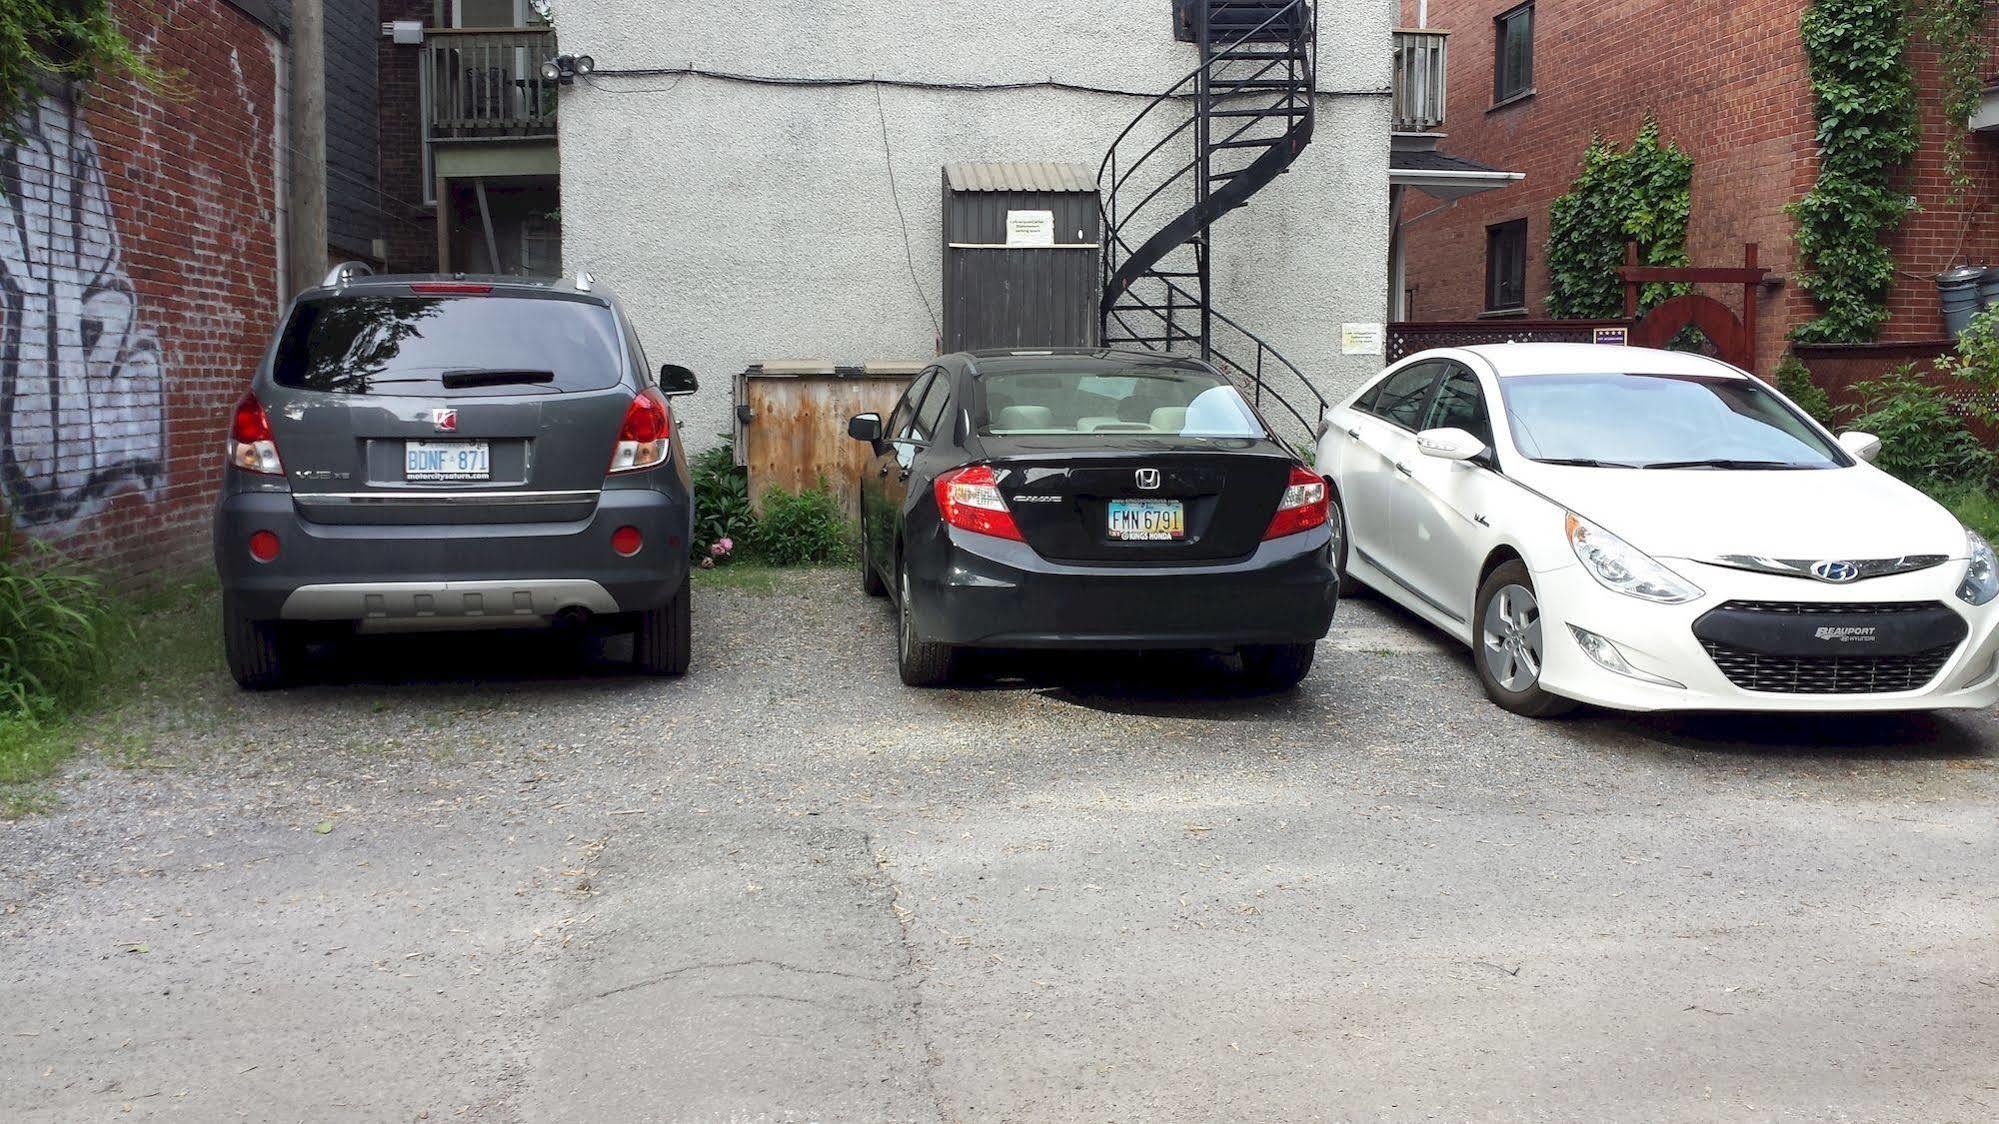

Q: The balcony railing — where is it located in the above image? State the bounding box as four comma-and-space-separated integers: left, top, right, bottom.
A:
1393, 28, 1449, 132
422, 27, 558, 140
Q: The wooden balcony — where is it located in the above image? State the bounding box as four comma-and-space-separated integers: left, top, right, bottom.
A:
1393, 28, 1449, 132
422, 27, 558, 140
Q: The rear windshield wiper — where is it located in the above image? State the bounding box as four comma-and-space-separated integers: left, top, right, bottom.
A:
1532, 457, 1640, 468
1639, 459, 1817, 470
440, 368, 556, 389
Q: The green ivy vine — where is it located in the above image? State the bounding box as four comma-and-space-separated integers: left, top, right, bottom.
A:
0, 0, 172, 141
1788, 0, 1920, 344
1545, 119, 1694, 320
1910, 0, 1990, 202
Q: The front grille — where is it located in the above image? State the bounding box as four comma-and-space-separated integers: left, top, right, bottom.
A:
1715, 600, 1940, 616
1702, 641, 1958, 694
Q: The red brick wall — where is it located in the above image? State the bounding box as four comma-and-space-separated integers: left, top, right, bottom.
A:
379, 0, 440, 272
1397, 1, 1999, 377
0, 0, 281, 582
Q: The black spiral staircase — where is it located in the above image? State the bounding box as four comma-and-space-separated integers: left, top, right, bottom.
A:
1100, 0, 1327, 449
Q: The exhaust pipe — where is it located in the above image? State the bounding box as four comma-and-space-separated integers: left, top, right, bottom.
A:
552, 605, 594, 631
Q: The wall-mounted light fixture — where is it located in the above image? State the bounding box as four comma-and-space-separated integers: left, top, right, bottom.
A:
539, 54, 596, 85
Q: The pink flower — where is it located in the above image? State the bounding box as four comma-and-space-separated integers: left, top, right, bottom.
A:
711, 537, 733, 557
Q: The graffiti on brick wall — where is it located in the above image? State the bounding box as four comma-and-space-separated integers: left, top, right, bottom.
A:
0, 90, 166, 529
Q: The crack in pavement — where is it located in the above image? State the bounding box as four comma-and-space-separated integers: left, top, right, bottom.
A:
858, 827, 953, 1124
557, 957, 891, 1012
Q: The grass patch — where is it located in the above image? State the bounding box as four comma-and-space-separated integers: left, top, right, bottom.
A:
1938, 484, 1999, 542
1, 573, 218, 817
692, 562, 846, 595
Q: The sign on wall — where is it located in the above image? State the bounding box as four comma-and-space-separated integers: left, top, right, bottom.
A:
1005, 210, 1056, 248
1341, 323, 1386, 356
1594, 327, 1630, 346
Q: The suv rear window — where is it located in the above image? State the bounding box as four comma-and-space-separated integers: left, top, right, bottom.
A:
273, 294, 624, 395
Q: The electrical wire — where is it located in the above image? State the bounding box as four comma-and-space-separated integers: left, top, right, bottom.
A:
872, 80, 939, 342
583, 63, 1389, 102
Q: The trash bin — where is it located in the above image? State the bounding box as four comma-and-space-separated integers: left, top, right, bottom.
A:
1940, 264, 1987, 335
1981, 265, 1999, 313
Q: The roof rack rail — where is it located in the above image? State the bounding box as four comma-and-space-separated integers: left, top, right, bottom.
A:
321, 261, 375, 288
575, 270, 595, 293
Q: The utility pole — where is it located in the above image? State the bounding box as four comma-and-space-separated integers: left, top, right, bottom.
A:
286, 0, 327, 296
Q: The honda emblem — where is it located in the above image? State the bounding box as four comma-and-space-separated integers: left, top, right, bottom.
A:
1135, 468, 1161, 491
431, 408, 458, 433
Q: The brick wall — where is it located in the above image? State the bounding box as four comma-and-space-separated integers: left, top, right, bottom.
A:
379, 0, 440, 271
0, 0, 282, 582
1397, 0, 1999, 377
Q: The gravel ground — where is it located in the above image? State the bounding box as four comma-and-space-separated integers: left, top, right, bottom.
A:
3, 570, 1997, 1122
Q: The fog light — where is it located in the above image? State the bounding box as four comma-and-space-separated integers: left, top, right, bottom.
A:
611, 525, 643, 557
1568, 625, 1683, 688
249, 530, 280, 563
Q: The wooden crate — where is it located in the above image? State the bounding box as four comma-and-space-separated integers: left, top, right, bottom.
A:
736, 361, 923, 517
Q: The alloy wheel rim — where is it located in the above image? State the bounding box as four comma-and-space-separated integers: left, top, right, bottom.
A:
1480, 583, 1543, 693
898, 570, 912, 661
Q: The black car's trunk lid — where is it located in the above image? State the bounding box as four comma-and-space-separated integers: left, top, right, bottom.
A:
979, 436, 1296, 563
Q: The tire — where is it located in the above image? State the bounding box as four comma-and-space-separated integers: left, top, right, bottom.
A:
1242, 642, 1315, 691
1328, 489, 1363, 598
860, 515, 887, 598
223, 594, 293, 691
1473, 561, 1578, 718
634, 572, 692, 676
895, 560, 956, 687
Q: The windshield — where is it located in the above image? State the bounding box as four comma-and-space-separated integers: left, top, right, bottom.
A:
978, 367, 1265, 438
1499, 372, 1849, 469
273, 295, 624, 396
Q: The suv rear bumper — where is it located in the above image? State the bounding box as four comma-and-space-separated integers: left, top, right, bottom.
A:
214, 488, 690, 622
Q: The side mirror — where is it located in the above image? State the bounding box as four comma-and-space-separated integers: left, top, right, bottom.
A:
848, 412, 883, 445
1416, 427, 1487, 462
657, 363, 699, 396
1838, 431, 1882, 464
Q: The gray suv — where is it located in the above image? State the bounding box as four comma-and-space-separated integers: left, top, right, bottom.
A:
213, 267, 695, 688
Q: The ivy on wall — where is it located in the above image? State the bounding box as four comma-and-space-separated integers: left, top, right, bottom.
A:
1545, 120, 1694, 321
1788, 0, 1920, 344
1911, 0, 1990, 203
0, 0, 171, 141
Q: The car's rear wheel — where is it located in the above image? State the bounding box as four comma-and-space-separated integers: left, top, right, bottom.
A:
1325, 487, 1363, 597
896, 560, 956, 687
1474, 561, 1578, 718
860, 514, 887, 598
223, 594, 294, 691
634, 572, 691, 676
1241, 642, 1315, 691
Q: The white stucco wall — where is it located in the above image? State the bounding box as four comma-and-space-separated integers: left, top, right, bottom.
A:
556, 0, 1395, 448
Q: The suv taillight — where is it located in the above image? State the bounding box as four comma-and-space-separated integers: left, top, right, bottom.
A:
934, 464, 1023, 541
1262, 465, 1328, 540
230, 392, 284, 475
609, 388, 670, 473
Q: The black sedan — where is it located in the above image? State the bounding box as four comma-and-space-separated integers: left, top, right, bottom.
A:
849, 348, 1339, 688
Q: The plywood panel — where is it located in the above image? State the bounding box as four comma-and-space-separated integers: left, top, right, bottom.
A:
743, 375, 916, 517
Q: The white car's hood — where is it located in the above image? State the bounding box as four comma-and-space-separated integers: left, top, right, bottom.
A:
1522, 464, 1968, 561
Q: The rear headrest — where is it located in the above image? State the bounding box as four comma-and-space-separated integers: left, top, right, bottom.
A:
994, 405, 1054, 430
1149, 407, 1188, 433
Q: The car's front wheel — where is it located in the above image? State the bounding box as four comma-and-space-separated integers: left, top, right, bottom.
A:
895, 560, 956, 687
633, 572, 691, 676
223, 594, 294, 690
1474, 561, 1577, 718
1241, 642, 1315, 691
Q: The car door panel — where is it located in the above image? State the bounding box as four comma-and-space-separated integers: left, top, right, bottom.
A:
1343, 361, 1443, 583
1395, 363, 1503, 628
867, 371, 931, 582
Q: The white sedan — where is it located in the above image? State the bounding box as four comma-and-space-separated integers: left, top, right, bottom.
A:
1316, 343, 1999, 716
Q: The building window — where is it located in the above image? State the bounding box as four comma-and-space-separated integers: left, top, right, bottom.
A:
1494, 2, 1534, 105
1486, 219, 1528, 313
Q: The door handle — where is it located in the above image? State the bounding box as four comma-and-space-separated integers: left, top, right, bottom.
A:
1345, 427, 1361, 439
879, 464, 891, 477
1395, 462, 1413, 477
898, 468, 912, 482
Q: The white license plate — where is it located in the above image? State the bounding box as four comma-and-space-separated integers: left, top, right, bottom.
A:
405, 441, 491, 481
1107, 499, 1185, 541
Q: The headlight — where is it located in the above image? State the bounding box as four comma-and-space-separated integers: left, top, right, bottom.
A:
1959, 528, 1999, 607
1565, 512, 1703, 604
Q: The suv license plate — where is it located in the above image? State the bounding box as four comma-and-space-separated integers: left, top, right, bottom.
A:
1107, 499, 1184, 541
405, 440, 491, 481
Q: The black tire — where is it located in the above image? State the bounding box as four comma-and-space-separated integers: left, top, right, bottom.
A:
223, 594, 292, 691
860, 516, 887, 598
1328, 489, 1364, 598
1241, 642, 1316, 691
634, 572, 692, 676
895, 559, 956, 687
1473, 561, 1578, 718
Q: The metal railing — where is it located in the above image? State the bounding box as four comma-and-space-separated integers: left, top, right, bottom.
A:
422, 28, 558, 139
1392, 28, 1449, 131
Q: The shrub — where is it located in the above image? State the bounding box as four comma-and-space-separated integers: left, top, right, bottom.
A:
1545, 120, 1694, 320
0, 534, 112, 773
1842, 365, 1995, 491
690, 437, 756, 562
1773, 354, 1834, 426
750, 480, 855, 565
1937, 305, 1999, 425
